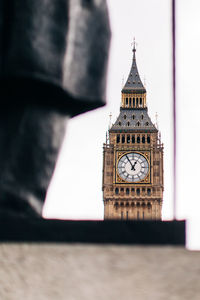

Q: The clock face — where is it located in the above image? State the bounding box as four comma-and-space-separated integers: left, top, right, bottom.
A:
117, 152, 149, 183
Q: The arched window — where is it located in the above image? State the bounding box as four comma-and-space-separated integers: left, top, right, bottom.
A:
140, 98, 142, 105
127, 135, 130, 143
133, 98, 135, 106
122, 135, 125, 143
126, 98, 128, 105
129, 98, 132, 106
117, 134, 120, 143
127, 122, 130, 127
115, 187, 119, 195
118, 121, 121, 126
136, 98, 139, 106
131, 188, 135, 193
142, 136, 145, 143
132, 135, 135, 143
126, 188, 129, 195
137, 121, 140, 126
141, 114, 144, 119
147, 202, 151, 209
147, 188, 151, 196
136, 188, 140, 195
147, 135, 150, 143
132, 114, 135, 119
137, 136, 140, 143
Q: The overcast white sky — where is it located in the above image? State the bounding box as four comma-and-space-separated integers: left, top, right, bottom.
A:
43, 0, 200, 250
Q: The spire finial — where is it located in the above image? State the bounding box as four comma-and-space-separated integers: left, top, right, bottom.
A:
109, 112, 112, 129
131, 37, 136, 53
155, 112, 159, 129
121, 76, 124, 88
144, 76, 146, 87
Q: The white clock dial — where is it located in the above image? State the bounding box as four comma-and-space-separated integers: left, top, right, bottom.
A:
117, 152, 149, 183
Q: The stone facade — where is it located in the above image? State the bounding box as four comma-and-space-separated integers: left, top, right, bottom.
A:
102, 46, 164, 220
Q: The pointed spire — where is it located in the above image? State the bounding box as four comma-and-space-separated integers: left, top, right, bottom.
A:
122, 39, 146, 93
132, 37, 136, 58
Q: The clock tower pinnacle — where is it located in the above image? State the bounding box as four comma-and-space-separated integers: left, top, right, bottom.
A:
102, 45, 164, 220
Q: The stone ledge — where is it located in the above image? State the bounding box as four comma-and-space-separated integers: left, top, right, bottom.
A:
0, 217, 185, 245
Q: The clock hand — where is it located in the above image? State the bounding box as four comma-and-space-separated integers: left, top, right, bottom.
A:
126, 155, 134, 168
131, 161, 137, 171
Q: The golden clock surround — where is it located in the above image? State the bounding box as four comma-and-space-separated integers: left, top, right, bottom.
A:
115, 150, 151, 184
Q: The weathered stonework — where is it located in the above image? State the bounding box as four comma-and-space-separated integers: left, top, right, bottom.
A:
102, 45, 164, 220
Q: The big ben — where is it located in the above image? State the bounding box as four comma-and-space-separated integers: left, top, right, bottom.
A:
102, 43, 164, 220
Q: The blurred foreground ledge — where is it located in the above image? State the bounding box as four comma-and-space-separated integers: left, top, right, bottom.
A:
0, 218, 185, 244
2, 219, 200, 300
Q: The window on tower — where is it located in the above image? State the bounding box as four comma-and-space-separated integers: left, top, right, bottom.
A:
122, 135, 125, 143
132, 114, 135, 119
126, 98, 128, 105
137, 135, 140, 143
132, 135, 135, 143
129, 98, 132, 106
136, 98, 139, 106
117, 134, 120, 143
124, 115, 127, 119
136, 188, 140, 195
147, 202, 151, 211
115, 187, 119, 195
126, 188, 129, 195
142, 136, 145, 143
127, 134, 130, 143
147, 135, 150, 143
140, 98, 142, 105
133, 98, 135, 106
147, 188, 151, 196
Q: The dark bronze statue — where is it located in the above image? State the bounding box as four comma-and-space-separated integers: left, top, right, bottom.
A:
0, 0, 111, 217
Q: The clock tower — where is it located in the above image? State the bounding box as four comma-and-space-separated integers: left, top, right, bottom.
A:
102, 44, 164, 220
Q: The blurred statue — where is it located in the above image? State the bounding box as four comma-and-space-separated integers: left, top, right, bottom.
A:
0, 0, 111, 217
